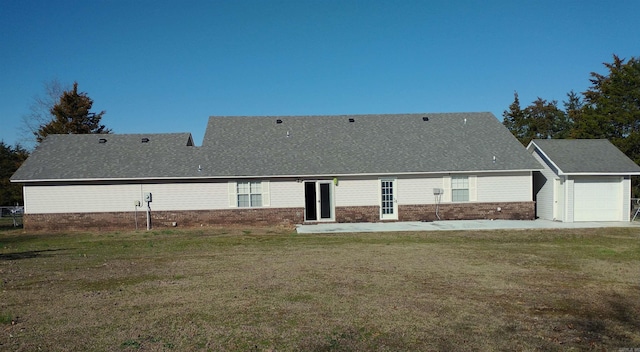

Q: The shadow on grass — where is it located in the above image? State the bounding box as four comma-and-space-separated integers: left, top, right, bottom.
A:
0, 232, 66, 246
567, 291, 640, 345
0, 248, 71, 261
0, 224, 22, 231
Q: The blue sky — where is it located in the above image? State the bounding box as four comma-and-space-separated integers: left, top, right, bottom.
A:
1, 0, 639, 148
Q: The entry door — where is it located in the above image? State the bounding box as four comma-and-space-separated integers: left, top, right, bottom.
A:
380, 179, 398, 220
304, 181, 333, 221
553, 179, 564, 221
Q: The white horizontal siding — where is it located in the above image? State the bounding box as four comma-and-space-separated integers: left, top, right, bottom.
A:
24, 182, 229, 214
334, 178, 378, 206
622, 177, 631, 221
397, 177, 443, 205
531, 150, 558, 220
25, 184, 141, 214
566, 179, 575, 222
23, 172, 536, 215
476, 173, 532, 202
140, 183, 228, 211
269, 180, 304, 207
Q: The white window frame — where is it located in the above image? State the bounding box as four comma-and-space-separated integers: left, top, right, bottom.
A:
443, 175, 477, 203
228, 180, 270, 208
452, 176, 469, 202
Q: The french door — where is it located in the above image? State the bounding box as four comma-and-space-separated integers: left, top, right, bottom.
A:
380, 179, 398, 220
304, 181, 334, 221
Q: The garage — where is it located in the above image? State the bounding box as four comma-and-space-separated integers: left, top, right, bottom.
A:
528, 139, 640, 223
573, 177, 622, 221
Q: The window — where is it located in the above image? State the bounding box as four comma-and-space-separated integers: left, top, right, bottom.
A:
237, 181, 262, 207
451, 176, 469, 202
229, 181, 270, 208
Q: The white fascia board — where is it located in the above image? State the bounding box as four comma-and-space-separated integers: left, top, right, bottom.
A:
525, 141, 535, 150
12, 169, 540, 183
561, 172, 640, 176
528, 141, 565, 175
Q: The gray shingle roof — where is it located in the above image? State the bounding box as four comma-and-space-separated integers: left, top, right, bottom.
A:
201, 112, 540, 176
11, 133, 199, 181
529, 139, 640, 174
12, 113, 542, 182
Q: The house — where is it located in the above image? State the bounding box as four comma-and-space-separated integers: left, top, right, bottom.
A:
528, 139, 640, 222
11, 113, 543, 231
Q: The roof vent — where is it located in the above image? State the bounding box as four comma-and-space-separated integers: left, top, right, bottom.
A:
422, 116, 429, 121
276, 119, 283, 124
98, 138, 107, 144
141, 138, 150, 143
348, 118, 355, 123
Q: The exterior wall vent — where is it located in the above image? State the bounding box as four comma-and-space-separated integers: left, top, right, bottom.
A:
422, 116, 429, 121
141, 138, 150, 143
98, 138, 107, 144
348, 118, 355, 122
276, 119, 283, 124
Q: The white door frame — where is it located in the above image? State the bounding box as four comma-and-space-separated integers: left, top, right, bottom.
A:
380, 178, 398, 220
304, 180, 335, 222
553, 178, 564, 221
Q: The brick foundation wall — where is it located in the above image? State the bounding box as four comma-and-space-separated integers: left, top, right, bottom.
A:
334, 202, 534, 223
23, 202, 535, 232
24, 208, 305, 232
398, 202, 535, 221
334, 206, 379, 223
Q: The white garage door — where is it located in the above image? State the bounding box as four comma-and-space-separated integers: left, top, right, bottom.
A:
574, 177, 622, 221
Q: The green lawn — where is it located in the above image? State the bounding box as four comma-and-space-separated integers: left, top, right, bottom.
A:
1, 226, 639, 351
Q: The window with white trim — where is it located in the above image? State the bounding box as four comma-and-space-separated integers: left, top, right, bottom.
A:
451, 176, 469, 202
237, 181, 262, 207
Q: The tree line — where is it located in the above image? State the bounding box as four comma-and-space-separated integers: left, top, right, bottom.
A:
1, 82, 109, 205
503, 55, 640, 197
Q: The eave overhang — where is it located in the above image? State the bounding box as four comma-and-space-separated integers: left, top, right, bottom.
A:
10, 168, 540, 184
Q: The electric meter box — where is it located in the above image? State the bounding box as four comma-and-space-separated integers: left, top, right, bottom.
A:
433, 188, 444, 195
144, 192, 152, 202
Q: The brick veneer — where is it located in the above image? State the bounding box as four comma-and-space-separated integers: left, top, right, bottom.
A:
398, 202, 535, 221
334, 206, 379, 223
23, 202, 534, 232
23, 208, 305, 232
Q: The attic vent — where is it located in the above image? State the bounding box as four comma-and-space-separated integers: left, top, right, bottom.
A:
98, 138, 107, 144
141, 138, 150, 143
422, 116, 429, 121
276, 119, 283, 124
348, 118, 355, 122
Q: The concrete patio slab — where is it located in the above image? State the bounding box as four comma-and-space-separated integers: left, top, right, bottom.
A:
296, 219, 640, 234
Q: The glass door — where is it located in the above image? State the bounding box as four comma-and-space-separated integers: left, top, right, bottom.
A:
304, 181, 334, 221
380, 179, 398, 220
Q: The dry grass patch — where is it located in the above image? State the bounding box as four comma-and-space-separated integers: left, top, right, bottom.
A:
0, 226, 639, 351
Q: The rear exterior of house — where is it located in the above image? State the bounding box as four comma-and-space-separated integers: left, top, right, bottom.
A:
528, 139, 640, 222
20, 173, 535, 230
12, 113, 543, 231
